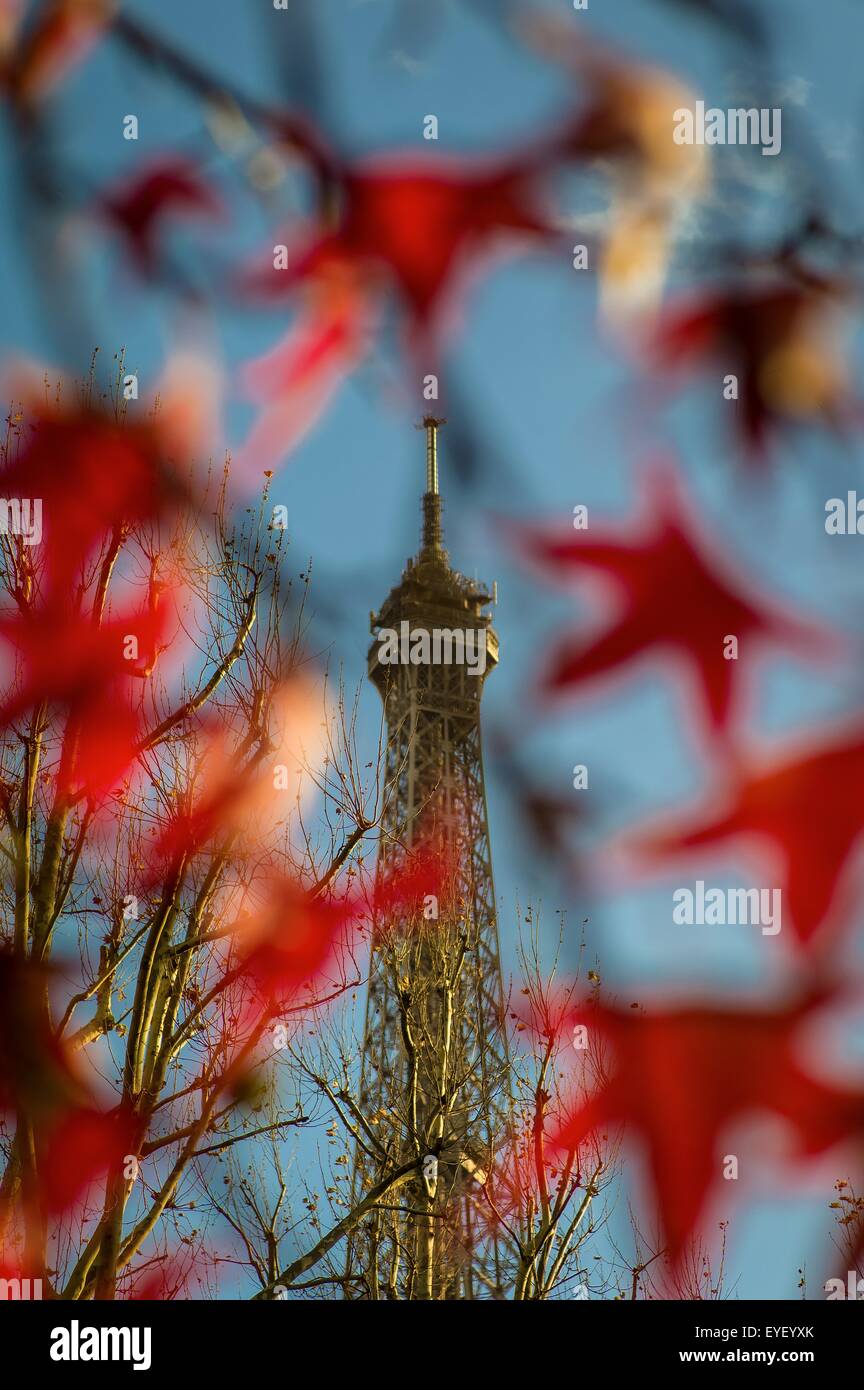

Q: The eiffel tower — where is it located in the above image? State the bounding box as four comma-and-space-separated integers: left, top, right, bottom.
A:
348, 418, 511, 1300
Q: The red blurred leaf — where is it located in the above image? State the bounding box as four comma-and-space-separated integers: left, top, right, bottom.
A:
1, 588, 167, 707
370, 837, 450, 922
236, 154, 557, 466
71, 687, 141, 797
553, 996, 864, 1263
0, 953, 134, 1216
237, 253, 375, 474
247, 160, 554, 330
37, 1104, 135, 1213
0, 583, 179, 794
236, 845, 449, 1010
143, 679, 323, 879
511, 462, 837, 733
333, 162, 553, 326
0, 399, 191, 591
626, 724, 864, 946
237, 877, 351, 1006
653, 274, 856, 457
4, 0, 114, 105
98, 157, 223, 274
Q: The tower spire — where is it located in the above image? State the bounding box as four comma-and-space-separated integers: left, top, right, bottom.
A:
424, 414, 441, 494
419, 415, 446, 555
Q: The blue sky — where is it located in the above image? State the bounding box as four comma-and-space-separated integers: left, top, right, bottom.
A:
5, 0, 864, 1299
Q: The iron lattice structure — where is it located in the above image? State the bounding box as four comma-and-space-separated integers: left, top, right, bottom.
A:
348, 420, 511, 1300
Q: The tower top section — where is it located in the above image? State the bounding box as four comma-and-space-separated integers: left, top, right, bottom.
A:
368, 419, 499, 685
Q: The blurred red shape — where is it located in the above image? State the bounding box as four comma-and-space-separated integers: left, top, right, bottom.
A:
237, 252, 376, 477
653, 274, 856, 457
0, 952, 135, 1216
236, 843, 449, 1010
247, 160, 553, 331
333, 163, 553, 325
237, 877, 355, 1005
511, 463, 835, 733
69, 687, 141, 798
0, 583, 177, 793
236, 155, 556, 469
37, 1103, 136, 1213
627, 724, 864, 946
142, 677, 324, 880
553, 997, 864, 1264
98, 157, 223, 274
370, 837, 452, 922
0, 401, 190, 592
3, 0, 115, 105
0, 594, 166, 718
